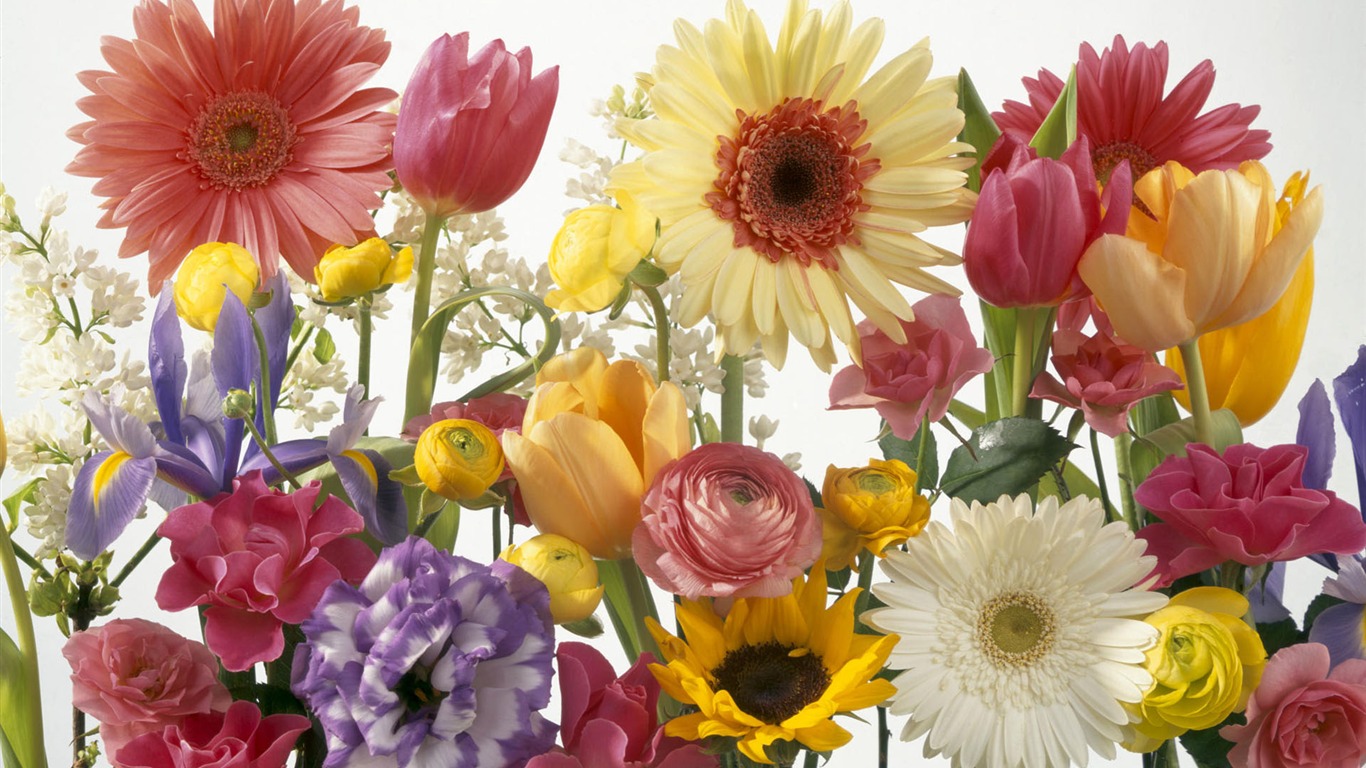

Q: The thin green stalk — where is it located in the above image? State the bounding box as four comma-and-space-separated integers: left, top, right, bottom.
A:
878, 704, 890, 768
1090, 429, 1119, 525
1115, 433, 1139, 531
914, 414, 931, 492
110, 531, 162, 588
491, 505, 502, 562
597, 558, 642, 660
643, 285, 671, 383
241, 416, 300, 488
1220, 561, 1245, 593
249, 315, 278, 445
283, 322, 316, 377
720, 354, 745, 443
802, 749, 818, 768
621, 557, 662, 659
9, 541, 51, 580
357, 296, 373, 402
1011, 308, 1037, 417
0, 524, 46, 768
409, 212, 447, 345
1177, 340, 1214, 447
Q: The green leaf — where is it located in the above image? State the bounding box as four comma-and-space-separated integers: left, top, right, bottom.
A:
1131, 391, 1182, 437
878, 426, 938, 490
1256, 618, 1303, 657
1028, 66, 1078, 159
956, 68, 1001, 193
606, 280, 634, 320
939, 418, 1075, 504
1130, 409, 1244, 487
1179, 712, 1243, 768
0, 628, 40, 768
312, 327, 336, 364
826, 565, 852, 592
562, 615, 605, 638
628, 260, 668, 288
2, 479, 40, 532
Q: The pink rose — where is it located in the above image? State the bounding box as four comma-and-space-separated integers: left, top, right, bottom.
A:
402, 393, 530, 525
115, 700, 310, 768
1136, 444, 1366, 586
1031, 326, 1183, 437
155, 471, 378, 671
634, 443, 821, 599
1221, 643, 1366, 768
829, 295, 994, 440
527, 643, 717, 768
62, 619, 231, 759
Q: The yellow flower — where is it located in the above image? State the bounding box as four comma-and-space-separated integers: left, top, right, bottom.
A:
1079, 161, 1322, 352
313, 237, 413, 302
501, 348, 690, 559
820, 459, 929, 570
610, 1, 975, 370
500, 533, 605, 624
1165, 173, 1315, 425
172, 242, 259, 332
414, 419, 504, 501
1127, 587, 1267, 752
647, 566, 897, 764
545, 190, 657, 313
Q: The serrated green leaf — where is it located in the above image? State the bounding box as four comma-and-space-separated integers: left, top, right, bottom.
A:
939, 418, 1075, 504
628, 260, 668, 288
803, 478, 822, 509
1179, 712, 1243, 768
3, 479, 40, 532
562, 615, 605, 638
1303, 593, 1346, 635
956, 68, 1001, 194
1256, 618, 1303, 656
312, 327, 336, 364
1029, 66, 1078, 159
878, 426, 938, 490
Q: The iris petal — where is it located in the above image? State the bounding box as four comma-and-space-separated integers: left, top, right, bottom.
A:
67, 450, 158, 560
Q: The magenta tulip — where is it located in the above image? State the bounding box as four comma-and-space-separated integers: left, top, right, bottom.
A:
963, 135, 1131, 308
394, 33, 559, 218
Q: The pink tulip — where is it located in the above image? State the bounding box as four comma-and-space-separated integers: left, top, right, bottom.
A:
394, 33, 559, 218
963, 135, 1131, 308
1031, 326, 1184, 437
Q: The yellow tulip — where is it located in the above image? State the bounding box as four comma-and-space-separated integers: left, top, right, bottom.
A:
1165, 173, 1315, 425
172, 242, 259, 332
500, 533, 605, 624
501, 347, 690, 559
820, 459, 930, 570
414, 419, 504, 501
545, 190, 656, 313
313, 237, 413, 302
1078, 161, 1322, 352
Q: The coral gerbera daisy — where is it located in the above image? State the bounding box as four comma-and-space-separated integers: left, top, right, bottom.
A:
993, 35, 1271, 186
612, 0, 975, 370
68, 0, 398, 290
863, 494, 1169, 768
646, 565, 897, 764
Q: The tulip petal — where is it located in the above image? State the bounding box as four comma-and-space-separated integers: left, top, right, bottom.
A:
642, 382, 691, 489
1211, 184, 1322, 331
1333, 345, 1366, 511
148, 287, 188, 445
1163, 168, 1263, 329
598, 361, 657, 473
1079, 235, 1195, 351
66, 451, 158, 560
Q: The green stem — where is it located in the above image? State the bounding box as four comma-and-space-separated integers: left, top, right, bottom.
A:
491, 505, 503, 562
409, 212, 447, 345
358, 296, 373, 402
720, 354, 745, 443
1115, 432, 1139, 532
249, 315, 278, 446
642, 285, 671, 384
802, 749, 818, 768
9, 542, 51, 580
620, 557, 662, 660
597, 558, 642, 660
0, 524, 46, 768
241, 416, 300, 488
1177, 340, 1214, 447
283, 323, 316, 378
1011, 308, 1037, 417
110, 531, 162, 588
1090, 429, 1119, 525
878, 704, 890, 768
1220, 561, 1245, 593
412, 502, 450, 539
914, 414, 932, 492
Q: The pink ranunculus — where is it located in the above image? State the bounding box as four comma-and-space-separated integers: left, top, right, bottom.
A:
115, 700, 310, 768
963, 135, 1131, 309
394, 33, 559, 219
62, 619, 231, 759
155, 471, 378, 671
1221, 643, 1366, 768
402, 393, 531, 525
634, 443, 821, 599
1030, 326, 1184, 437
828, 295, 995, 440
527, 643, 717, 768
1136, 444, 1366, 586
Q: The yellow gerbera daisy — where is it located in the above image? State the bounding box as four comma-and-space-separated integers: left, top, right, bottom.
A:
613, 0, 976, 369
646, 566, 898, 764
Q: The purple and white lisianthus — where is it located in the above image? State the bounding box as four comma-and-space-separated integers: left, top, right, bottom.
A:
292, 536, 557, 768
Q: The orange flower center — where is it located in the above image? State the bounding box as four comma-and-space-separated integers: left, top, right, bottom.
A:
187, 91, 297, 190
1092, 140, 1157, 186
707, 98, 879, 269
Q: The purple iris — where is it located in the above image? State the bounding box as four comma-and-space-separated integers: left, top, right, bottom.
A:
1293, 346, 1366, 571
1309, 556, 1366, 669
292, 536, 556, 768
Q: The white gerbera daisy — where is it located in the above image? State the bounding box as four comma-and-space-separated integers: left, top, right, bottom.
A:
863, 494, 1168, 768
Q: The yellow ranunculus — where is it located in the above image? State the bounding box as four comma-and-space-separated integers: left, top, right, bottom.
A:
820, 459, 930, 570
1165, 173, 1315, 425
544, 190, 656, 313
1127, 587, 1267, 752
313, 237, 413, 302
414, 419, 504, 501
1078, 161, 1322, 353
500, 533, 605, 624
501, 347, 690, 559
173, 242, 259, 332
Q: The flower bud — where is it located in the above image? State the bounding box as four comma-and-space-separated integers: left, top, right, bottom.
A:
545, 191, 657, 313
173, 242, 259, 332
221, 389, 255, 420
821, 459, 930, 570
313, 238, 413, 302
415, 419, 505, 501
500, 534, 604, 624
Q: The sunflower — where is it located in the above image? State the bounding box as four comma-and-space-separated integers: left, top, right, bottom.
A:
646, 566, 897, 764
863, 494, 1169, 768
613, 0, 975, 370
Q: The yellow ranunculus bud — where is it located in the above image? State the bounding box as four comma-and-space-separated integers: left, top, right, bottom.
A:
820, 459, 930, 570
545, 190, 656, 313
414, 419, 504, 501
313, 237, 413, 302
500, 533, 605, 624
173, 242, 259, 332
1126, 587, 1268, 752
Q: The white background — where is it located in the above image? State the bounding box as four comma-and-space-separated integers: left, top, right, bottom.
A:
2, 1, 1365, 765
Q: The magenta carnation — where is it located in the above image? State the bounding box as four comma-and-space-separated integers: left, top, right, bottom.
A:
115, 700, 310, 768
633, 443, 821, 599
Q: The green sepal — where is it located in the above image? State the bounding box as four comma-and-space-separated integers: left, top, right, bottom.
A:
628, 260, 668, 288
1129, 409, 1243, 488
606, 280, 634, 320
388, 463, 423, 487
247, 289, 275, 311
420, 488, 447, 517
956, 68, 1002, 193
561, 615, 606, 638
1028, 66, 1078, 159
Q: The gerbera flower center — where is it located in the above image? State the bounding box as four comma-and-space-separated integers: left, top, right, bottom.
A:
711, 642, 830, 724
187, 90, 297, 191
976, 591, 1057, 667
1092, 140, 1158, 186
707, 98, 879, 269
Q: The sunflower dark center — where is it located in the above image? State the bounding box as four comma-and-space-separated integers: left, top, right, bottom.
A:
187, 90, 297, 191
707, 97, 879, 270
710, 642, 829, 725
976, 591, 1057, 667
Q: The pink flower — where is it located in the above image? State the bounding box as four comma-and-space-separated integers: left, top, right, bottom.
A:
1030, 327, 1183, 437
402, 393, 531, 525
1136, 444, 1366, 586
155, 471, 377, 671
394, 33, 558, 218
963, 136, 1131, 308
1221, 643, 1366, 768
634, 443, 821, 599
527, 643, 717, 768
115, 700, 310, 768
828, 295, 994, 440
67, 0, 398, 289
62, 619, 230, 759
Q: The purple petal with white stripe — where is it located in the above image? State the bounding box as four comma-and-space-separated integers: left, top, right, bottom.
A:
82, 391, 157, 458
66, 450, 158, 560
328, 386, 382, 455
1333, 345, 1366, 511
